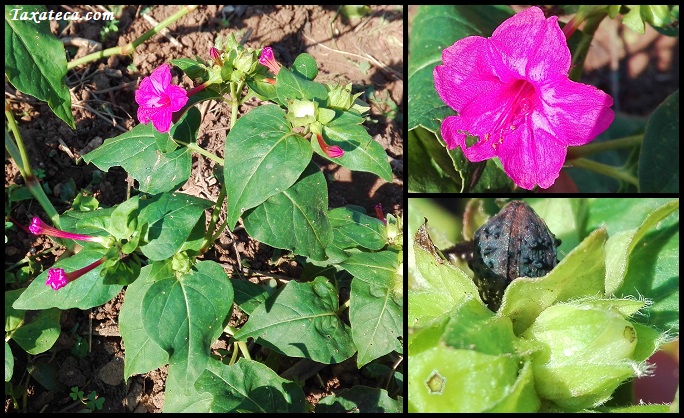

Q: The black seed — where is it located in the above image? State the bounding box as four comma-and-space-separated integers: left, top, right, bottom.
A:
467, 200, 559, 311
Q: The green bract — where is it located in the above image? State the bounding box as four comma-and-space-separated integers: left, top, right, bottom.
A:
408, 198, 678, 412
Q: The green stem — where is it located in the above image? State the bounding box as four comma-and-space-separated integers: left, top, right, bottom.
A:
229, 82, 241, 130
66, 5, 198, 69
337, 299, 350, 316
200, 184, 227, 254
178, 141, 224, 165
5, 103, 63, 227
567, 11, 608, 82
568, 158, 638, 186
567, 134, 643, 159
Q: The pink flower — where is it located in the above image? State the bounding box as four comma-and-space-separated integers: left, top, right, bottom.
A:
434, 6, 614, 190
135, 64, 189, 133
259, 47, 281, 76
46, 258, 105, 290
316, 133, 344, 158
29, 217, 104, 243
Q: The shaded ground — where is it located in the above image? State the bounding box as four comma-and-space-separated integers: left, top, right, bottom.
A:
5, 5, 403, 412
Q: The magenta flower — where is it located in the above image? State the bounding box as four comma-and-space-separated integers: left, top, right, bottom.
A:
46, 258, 105, 290
29, 217, 104, 243
316, 133, 344, 158
259, 46, 281, 76
434, 6, 614, 189
135, 64, 189, 133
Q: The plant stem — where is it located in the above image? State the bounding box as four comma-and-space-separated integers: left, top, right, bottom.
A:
568, 158, 639, 186
66, 5, 198, 69
229, 82, 240, 130
567, 134, 643, 159
200, 184, 226, 254
180, 141, 224, 165
5, 101, 66, 236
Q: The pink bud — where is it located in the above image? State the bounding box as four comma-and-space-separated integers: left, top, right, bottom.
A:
210, 47, 223, 65
316, 134, 344, 158
374, 203, 386, 224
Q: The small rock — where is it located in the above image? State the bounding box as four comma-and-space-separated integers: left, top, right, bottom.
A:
98, 357, 124, 386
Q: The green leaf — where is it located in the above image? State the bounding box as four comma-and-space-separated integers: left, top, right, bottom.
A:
137, 192, 212, 261
408, 5, 513, 132
5, 5, 75, 128
171, 57, 209, 81
12, 245, 121, 310
328, 207, 386, 251
292, 53, 318, 81
604, 199, 679, 294
195, 358, 306, 412
108, 196, 140, 240
321, 113, 393, 182
242, 162, 332, 261
316, 386, 403, 413
407, 130, 461, 192
639, 90, 679, 192
82, 123, 191, 194
224, 104, 312, 230
234, 276, 356, 364
142, 260, 234, 411
170, 106, 201, 146
119, 262, 170, 379
275, 67, 328, 105
5, 289, 60, 355
5, 342, 13, 382
341, 251, 402, 367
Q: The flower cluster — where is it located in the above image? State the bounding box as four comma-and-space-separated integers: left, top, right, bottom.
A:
434, 6, 614, 189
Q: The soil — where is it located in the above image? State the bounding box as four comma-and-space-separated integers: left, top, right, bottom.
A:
5, 5, 403, 413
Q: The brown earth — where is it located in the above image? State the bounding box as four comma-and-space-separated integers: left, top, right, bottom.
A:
5, 5, 403, 413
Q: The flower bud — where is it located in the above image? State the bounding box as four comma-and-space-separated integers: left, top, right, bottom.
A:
521, 300, 642, 410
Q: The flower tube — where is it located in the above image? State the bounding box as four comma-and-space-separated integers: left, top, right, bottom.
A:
28, 217, 105, 243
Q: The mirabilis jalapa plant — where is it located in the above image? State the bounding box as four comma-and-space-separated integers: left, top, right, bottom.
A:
11, 32, 402, 412
408, 198, 678, 412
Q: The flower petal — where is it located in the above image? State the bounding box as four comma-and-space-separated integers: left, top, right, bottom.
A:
434, 37, 502, 113
489, 7, 570, 83
165, 84, 189, 111
496, 123, 566, 189
538, 78, 614, 146
148, 63, 172, 94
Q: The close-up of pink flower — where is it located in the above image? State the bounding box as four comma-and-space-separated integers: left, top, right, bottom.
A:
46, 258, 106, 290
259, 46, 281, 76
135, 64, 189, 133
434, 6, 615, 190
